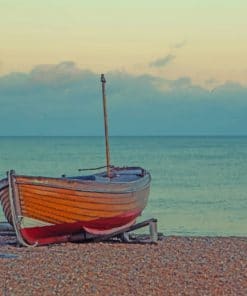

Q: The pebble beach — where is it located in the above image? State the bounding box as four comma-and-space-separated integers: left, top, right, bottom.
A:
0, 234, 246, 296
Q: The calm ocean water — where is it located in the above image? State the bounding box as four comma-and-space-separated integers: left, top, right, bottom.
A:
0, 136, 246, 236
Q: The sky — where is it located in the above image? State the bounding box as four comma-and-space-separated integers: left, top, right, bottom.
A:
0, 0, 247, 136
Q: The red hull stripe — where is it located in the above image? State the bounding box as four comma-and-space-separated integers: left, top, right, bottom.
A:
20, 210, 141, 245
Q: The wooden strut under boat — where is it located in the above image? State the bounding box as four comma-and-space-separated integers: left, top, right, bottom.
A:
0, 167, 151, 246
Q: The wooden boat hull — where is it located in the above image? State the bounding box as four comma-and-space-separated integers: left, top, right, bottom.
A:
0, 168, 150, 246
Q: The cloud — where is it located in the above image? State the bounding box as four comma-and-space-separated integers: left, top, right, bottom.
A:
149, 40, 186, 69
30, 61, 94, 84
149, 54, 176, 68
205, 78, 218, 85
170, 77, 192, 89
173, 40, 187, 49
0, 62, 247, 136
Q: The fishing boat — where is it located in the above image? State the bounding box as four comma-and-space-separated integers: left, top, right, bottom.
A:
0, 75, 151, 246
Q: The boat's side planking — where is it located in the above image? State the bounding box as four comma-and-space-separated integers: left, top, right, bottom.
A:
0, 178, 12, 224
17, 177, 149, 225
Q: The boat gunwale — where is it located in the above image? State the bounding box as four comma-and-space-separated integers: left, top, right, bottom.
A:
15, 179, 151, 194
15, 170, 151, 185
12, 169, 151, 194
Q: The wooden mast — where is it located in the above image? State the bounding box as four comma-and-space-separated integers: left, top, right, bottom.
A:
101, 74, 111, 178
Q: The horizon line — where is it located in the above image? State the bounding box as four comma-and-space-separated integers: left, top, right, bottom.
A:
0, 134, 247, 138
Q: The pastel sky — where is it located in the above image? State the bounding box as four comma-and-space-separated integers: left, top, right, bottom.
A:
1, 0, 247, 86
0, 1, 247, 136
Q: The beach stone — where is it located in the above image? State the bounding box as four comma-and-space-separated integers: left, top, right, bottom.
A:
0, 235, 246, 295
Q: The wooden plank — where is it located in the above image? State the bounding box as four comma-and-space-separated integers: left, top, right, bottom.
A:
22, 197, 125, 221
22, 206, 74, 224
20, 191, 140, 212
0, 192, 12, 224
19, 185, 138, 204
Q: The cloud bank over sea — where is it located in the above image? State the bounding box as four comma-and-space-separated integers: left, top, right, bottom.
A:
0, 62, 246, 136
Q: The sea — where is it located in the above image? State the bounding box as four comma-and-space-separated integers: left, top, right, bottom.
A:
0, 136, 246, 237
